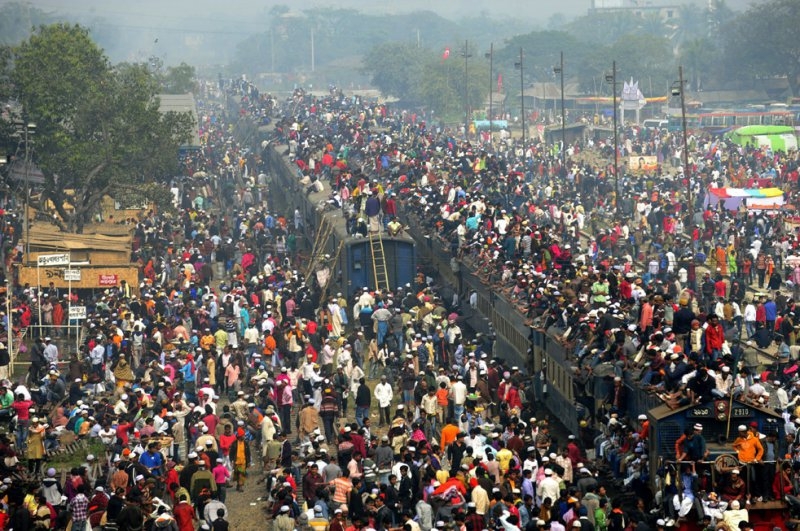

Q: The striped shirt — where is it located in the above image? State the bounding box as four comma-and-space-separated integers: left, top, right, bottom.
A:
330, 477, 352, 504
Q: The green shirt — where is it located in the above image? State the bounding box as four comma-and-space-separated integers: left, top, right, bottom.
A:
595, 507, 608, 531
0, 391, 12, 409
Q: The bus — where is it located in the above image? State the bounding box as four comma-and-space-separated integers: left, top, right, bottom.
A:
666, 114, 700, 133
697, 110, 795, 134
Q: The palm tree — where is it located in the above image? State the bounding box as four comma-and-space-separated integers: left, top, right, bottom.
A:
667, 3, 707, 55
638, 12, 667, 39
705, 0, 735, 45
681, 38, 715, 91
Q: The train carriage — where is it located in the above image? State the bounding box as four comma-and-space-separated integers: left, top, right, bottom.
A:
265, 146, 416, 299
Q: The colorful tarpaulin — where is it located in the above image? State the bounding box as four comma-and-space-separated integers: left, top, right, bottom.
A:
725, 125, 798, 153
706, 187, 784, 210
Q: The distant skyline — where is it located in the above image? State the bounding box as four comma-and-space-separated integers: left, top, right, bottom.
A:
16, 0, 764, 27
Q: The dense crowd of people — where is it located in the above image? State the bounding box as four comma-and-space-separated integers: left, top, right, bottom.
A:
264, 86, 800, 530
0, 76, 799, 531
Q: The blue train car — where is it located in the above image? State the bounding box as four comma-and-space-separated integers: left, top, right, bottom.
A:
338, 235, 416, 298
265, 147, 416, 299
646, 399, 788, 529
647, 398, 783, 460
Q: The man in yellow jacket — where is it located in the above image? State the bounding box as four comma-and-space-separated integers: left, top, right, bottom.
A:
732, 424, 763, 463
732, 423, 766, 500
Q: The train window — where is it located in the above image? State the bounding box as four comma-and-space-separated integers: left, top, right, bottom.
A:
477, 294, 491, 315
353, 248, 362, 270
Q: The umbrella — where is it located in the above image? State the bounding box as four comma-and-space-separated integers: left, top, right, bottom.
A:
192, 171, 208, 178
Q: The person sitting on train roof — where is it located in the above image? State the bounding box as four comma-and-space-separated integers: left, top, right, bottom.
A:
686, 367, 717, 405
387, 218, 403, 237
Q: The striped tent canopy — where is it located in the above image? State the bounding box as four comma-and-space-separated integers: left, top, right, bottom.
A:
706, 187, 784, 210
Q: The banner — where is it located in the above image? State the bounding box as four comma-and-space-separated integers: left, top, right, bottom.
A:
497, 73, 503, 93
98, 274, 119, 286
630, 155, 658, 173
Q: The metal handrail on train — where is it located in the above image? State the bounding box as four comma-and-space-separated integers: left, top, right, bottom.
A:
660, 456, 791, 506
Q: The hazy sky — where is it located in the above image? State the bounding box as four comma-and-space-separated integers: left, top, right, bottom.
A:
20, 0, 761, 28
9, 0, 763, 67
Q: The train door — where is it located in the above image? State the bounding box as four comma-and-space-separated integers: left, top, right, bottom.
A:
348, 243, 369, 295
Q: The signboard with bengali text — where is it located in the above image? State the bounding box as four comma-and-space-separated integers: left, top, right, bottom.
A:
37, 253, 70, 267
98, 274, 119, 286
69, 306, 87, 320
19, 266, 138, 290
63, 269, 81, 281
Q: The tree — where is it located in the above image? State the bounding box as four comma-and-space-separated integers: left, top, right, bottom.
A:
0, 2, 51, 46
722, 0, 800, 94
161, 62, 197, 94
11, 24, 193, 233
638, 12, 667, 39
362, 42, 429, 101
680, 38, 716, 91
667, 3, 708, 55
565, 11, 642, 47
607, 34, 674, 95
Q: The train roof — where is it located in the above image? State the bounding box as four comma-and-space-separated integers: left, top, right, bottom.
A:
299, 160, 416, 247
647, 397, 782, 423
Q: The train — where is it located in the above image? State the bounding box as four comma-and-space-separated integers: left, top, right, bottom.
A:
264, 146, 417, 299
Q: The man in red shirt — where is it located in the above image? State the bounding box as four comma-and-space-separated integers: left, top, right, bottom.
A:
115, 421, 135, 447
714, 277, 727, 298
11, 393, 34, 449
173, 495, 196, 531
704, 314, 725, 363
566, 435, 583, 468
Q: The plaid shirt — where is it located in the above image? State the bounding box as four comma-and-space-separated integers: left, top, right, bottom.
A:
69, 493, 89, 522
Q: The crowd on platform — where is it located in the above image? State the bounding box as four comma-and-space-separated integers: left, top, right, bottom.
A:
0, 78, 799, 531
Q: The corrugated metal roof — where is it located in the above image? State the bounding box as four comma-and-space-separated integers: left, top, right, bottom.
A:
27, 225, 132, 253
525, 82, 583, 100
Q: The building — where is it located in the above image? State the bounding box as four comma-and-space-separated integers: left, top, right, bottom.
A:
589, 0, 681, 22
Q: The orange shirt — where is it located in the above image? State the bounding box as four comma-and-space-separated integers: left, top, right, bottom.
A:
263, 335, 277, 356
732, 432, 764, 463
436, 389, 449, 407
441, 424, 460, 448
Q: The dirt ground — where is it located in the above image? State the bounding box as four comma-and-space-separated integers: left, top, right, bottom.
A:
225, 476, 271, 529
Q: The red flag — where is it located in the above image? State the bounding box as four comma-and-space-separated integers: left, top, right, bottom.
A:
442, 47, 450, 61
497, 73, 503, 93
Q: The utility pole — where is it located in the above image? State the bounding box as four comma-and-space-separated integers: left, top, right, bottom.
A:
605, 62, 619, 215
554, 51, 566, 168
486, 43, 493, 145
22, 122, 36, 262
673, 66, 691, 217
462, 40, 471, 140
515, 48, 525, 154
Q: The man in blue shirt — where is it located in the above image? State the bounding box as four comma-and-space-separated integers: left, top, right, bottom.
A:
139, 441, 164, 477
764, 296, 777, 339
